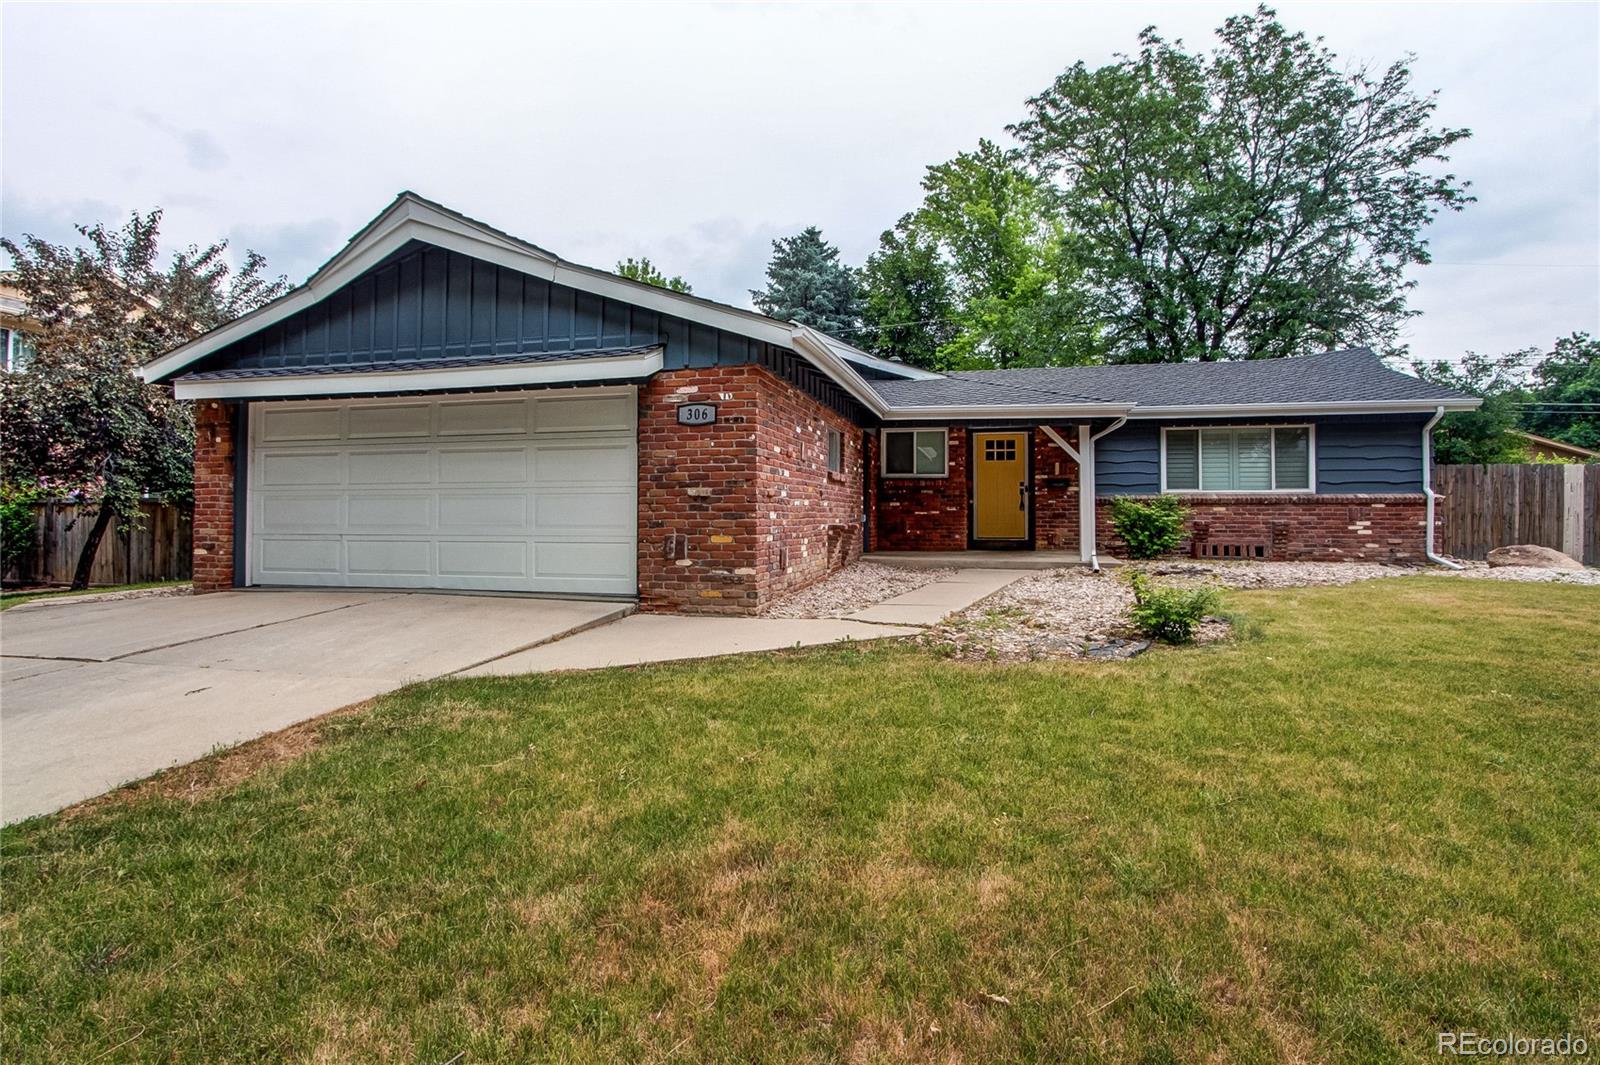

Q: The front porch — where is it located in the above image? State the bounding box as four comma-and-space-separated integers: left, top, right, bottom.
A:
865, 550, 1121, 571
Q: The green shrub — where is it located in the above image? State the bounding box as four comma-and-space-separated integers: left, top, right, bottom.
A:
1128, 572, 1220, 644
1, 484, 46, 577
1109, 496, 1189, 559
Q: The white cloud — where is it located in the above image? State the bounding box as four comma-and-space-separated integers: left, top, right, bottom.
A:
3, 1, 1594, 361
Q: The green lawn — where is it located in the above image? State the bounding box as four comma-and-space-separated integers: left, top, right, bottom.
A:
0, 580, 189, 611
2, 579, 1596, 1062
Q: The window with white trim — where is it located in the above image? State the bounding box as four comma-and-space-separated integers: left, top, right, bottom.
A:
826, 427, 843, 473
1163, 426, 1313, 492
881, 428, 947, 477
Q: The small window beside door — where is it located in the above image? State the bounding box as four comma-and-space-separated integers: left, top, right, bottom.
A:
826, 428, 843, 473
882, 429, 947, 477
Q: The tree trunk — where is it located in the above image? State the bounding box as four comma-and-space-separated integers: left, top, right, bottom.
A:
70, 505, 117, 590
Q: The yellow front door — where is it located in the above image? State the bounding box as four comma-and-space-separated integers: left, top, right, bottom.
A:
973, 431, 1029, 540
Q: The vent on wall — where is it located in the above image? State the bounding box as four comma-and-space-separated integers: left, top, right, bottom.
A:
1194, 541, 1268, 559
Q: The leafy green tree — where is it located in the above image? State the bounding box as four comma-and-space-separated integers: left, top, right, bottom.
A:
910, 140, 1100, 368
615, 256, 691, 293
1011, 6, 1472, 363
750, 226, 862, 335
857, 215, 957, 369
1, 210, 289, 588
1520, 333, 1599, 451
1411, 352, 1528, 464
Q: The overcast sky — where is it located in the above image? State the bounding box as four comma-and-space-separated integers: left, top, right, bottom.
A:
3, 1, 1596, 364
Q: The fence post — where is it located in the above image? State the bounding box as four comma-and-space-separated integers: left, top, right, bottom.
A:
1564, 464, 1585, 562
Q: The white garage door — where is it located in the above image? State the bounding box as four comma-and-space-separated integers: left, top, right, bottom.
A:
247, 389, 637, 595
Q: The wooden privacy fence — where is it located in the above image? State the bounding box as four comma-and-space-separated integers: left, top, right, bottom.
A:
7, 502, 192, 586
1433, 463, 1598, 565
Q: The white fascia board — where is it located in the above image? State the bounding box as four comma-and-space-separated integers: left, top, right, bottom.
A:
551, 261, 792, 347
1127, 398, 1482, 418
880, 404, 1134, 421
172, 348, 664, 401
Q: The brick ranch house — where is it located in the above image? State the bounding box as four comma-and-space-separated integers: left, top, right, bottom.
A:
140, 193, 1480, 614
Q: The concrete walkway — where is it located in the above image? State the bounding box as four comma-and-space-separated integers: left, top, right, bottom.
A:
463, 567, 1026, 675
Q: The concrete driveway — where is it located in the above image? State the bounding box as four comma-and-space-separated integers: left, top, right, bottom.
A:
0, 591, 626, 822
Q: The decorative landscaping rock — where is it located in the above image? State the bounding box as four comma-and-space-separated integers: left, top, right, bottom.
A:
1084, 638, 1151, 660
1485, 544, 1584, 570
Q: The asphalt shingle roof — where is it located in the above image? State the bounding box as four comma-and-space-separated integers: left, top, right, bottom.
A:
867, 348, 1473, 409
174, 344, 661, 382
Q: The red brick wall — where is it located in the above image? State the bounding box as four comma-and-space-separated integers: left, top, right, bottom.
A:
1094, 494, 1430, 562
636, 364, 864, 614
1032, 430, 1082, 552
192, 400, 236, 593
870, 427, 1084, 552
873, 427, 970, 550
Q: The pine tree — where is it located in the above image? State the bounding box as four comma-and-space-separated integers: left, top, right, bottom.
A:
750, 227, 862, 335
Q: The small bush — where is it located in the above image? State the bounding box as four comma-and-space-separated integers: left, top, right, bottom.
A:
1128, 572, 1219, 644
1109, 496, 1189, 559
1, 484, 46, 577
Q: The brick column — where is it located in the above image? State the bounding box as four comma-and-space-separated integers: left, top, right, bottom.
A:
192, 400, 236, 593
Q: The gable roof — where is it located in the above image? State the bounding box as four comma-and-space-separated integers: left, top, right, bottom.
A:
139, 191, 929, 389
870, 348, 1479, 417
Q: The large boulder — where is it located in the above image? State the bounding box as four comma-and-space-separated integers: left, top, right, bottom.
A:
1485, 544, 1584, 570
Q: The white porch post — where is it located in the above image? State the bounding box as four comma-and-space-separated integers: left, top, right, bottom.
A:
1078, 423, 1095, 563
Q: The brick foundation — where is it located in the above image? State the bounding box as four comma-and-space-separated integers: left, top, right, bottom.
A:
1095, 494, 1431, 563
192, 400, 236, 593
637, 364, 863, 614
870, 427, 1083, 552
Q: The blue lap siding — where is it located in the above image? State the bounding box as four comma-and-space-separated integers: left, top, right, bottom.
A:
1095, 414, 1429, 495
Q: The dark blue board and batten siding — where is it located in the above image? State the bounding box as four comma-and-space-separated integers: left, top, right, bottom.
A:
188, 240, 867, 421
1095, 414, 1429, 495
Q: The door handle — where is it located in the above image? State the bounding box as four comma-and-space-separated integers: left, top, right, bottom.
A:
1018, 481, 1027, 510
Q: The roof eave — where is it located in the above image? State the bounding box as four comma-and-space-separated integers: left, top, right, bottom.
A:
1125, 398, 1483, 418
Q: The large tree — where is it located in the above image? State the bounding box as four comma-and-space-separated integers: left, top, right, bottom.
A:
1, 210, 289, 588
911, 139, 1099, 368
858, 215, 957, 369
1410, 351, 1528, 465
750, 226, 862, 335
1519, 333, 1599, 452
615, 256, 692, 293
1011, 6, 1473, 363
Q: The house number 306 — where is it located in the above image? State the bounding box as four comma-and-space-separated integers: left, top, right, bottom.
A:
677, 403, 717, 426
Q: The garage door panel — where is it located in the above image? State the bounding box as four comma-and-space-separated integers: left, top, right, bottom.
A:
439, 447, 527, 484
536, 541, 635, 582
347, 495, 432, 530
347, 539, 433, 577
349, 449, 432, 485
257, 537, 342, 576
347, 403, 431, 438
534, 394, 632, 432
438, 540, 528, 578
261, 407, 341, 442
534, 491, 633, 532
261, 451, 342, 486
258, 494, 344, 531
438, 493, 529, 529
250, 392, 635, 594
438, 399, 527, 436
533, 444, 633, 484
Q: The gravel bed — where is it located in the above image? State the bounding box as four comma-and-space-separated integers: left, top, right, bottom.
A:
765, 561, 958, 619
6, 583, 193, 611
927, 557, 1598, 663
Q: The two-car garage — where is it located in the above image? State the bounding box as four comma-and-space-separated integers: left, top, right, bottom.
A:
245, 389, 638, 596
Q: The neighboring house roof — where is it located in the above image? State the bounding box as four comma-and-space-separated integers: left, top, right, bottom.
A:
1513, 431, 1599, 461
141, 193, 1479, 419
870, 347, 1478, 418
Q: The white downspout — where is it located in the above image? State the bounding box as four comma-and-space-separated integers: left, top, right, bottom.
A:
1422, 405, 1464, 570
1085, 416, 1128, 571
